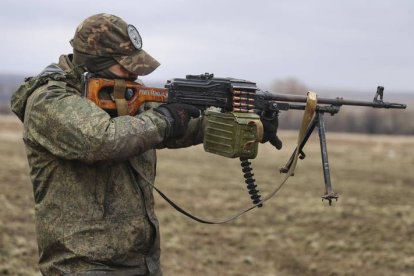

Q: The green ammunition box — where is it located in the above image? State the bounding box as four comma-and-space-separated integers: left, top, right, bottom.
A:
203, 110, 262, 159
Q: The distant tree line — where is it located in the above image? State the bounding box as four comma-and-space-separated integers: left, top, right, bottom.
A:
273, 79, 414, 135
0, 103, 11, 115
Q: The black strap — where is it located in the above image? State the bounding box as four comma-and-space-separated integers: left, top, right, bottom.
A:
152, 184, 259, 224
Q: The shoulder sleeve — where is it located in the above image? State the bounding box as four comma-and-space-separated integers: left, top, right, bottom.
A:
24, 81, 169, 163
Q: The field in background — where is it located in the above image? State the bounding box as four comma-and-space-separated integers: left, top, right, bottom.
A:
0, 115, 413, 276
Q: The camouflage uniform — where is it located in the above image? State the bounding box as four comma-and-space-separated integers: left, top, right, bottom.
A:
11, 14, 203, 275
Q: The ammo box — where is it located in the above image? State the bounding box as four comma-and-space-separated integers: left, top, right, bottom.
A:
203, 110, 262, 159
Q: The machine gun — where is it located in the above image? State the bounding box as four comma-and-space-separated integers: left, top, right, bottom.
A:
83, 72, 407, 213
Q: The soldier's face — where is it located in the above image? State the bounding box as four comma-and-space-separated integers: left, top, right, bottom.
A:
108, 64, 139, 81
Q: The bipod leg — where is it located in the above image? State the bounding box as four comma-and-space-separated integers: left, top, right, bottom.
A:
317, 112, 338, 205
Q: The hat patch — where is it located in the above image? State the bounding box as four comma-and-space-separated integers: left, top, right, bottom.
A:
127, 25, 142, 50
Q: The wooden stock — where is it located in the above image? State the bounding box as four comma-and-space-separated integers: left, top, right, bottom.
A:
85, 78, 168, 115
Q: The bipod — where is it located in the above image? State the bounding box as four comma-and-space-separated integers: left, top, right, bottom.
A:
280, 105, 340, 205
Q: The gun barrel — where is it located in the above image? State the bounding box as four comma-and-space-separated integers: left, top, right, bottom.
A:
261, 92, 407, 109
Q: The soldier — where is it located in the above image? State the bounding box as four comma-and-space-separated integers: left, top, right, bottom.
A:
11, 13, 203, 275
11, 13, 280, 275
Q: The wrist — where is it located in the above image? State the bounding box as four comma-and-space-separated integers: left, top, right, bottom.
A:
154, 106, 174, 125
150, 108, 174, 139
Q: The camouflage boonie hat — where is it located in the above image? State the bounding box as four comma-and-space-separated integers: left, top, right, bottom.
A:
71, 13, 160, 76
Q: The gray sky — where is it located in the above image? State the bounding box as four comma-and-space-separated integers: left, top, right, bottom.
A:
0, 0, 413, 93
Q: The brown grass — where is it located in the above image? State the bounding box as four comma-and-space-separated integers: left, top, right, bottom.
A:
1, 116, 413, 275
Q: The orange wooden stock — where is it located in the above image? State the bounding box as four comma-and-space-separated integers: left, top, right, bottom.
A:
85, 78, 169, 115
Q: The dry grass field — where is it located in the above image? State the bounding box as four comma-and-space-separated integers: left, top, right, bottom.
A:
0, 115, 413, 276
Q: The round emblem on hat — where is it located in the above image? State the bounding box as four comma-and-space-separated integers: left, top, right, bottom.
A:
127, 24, 142, 50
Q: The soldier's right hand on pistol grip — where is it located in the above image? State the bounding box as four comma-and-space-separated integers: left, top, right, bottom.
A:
154, 103, 200, 139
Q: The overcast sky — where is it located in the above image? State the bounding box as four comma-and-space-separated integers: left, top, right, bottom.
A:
0, 0, 413, 93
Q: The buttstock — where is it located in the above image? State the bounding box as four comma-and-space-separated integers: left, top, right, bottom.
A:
85, 78, 168, 115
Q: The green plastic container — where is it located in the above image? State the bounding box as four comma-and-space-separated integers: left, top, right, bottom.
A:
203, 110, 262, 159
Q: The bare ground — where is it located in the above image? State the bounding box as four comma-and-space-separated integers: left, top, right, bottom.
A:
0, 115, 413, 276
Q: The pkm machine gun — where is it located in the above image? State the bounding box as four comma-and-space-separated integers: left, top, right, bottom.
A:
83, 72, 407, 213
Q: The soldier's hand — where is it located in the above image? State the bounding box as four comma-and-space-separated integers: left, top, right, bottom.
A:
260, 111, 283, 150
155, 103, 200, 139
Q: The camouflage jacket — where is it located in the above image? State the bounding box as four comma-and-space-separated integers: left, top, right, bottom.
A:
11, 55, 203, 275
